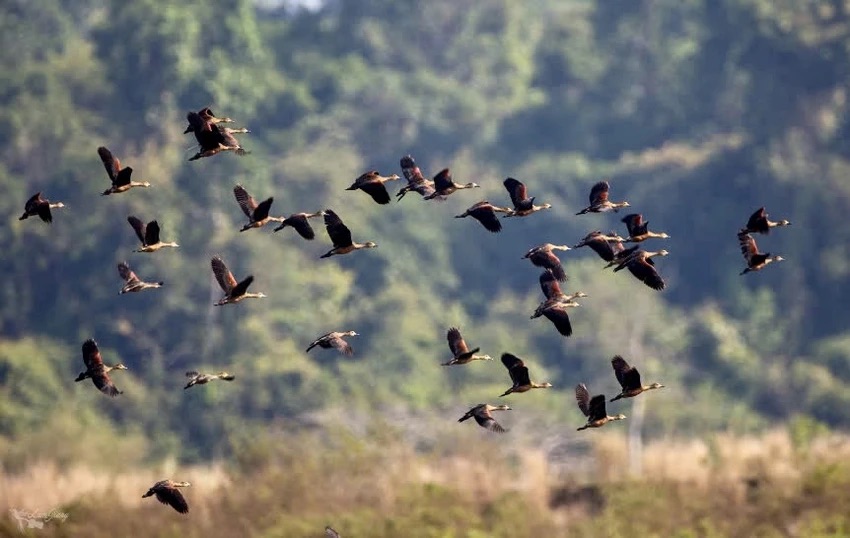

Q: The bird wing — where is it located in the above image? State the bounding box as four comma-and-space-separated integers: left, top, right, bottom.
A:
588, 394, 608, 421
127, 216, 147, 245
503, 177, 529, 207
185, 371, 200, 378
432, 168, 453, 191
501, 353, 524, 372
353, 170, 379, 185
82, 338, 104, 371
738, 232, 758, 263
24, 192, 42, 213
589, 181, 609, 205
233, 185, 258, 219
586, 237, 616, 262
92, 371, 121, 397
746, 207, 768, 233
253, 197, 274, 221
285, 215, 316, 240
534, 250, 566, 281
400, 155, 426, 184
230, 275, 255, 298
611, 355, 633, 389
323, 210, 353, 248
627, 257, 666, 290
330, 335, 354, 356
575, 383, 591, 416
539, 271, 563, 300
474, 411, 506, 433
144, 220, 161, 245
621, 214, 645, 236
469, 204, 502, 233
543, 304, 573, 336
97, 146, 120, 182
447, 327, 469, 357
211, 256, 237, 293
359, 182, 391, 205
156, 486, 189, 514
117, 262, 139, 284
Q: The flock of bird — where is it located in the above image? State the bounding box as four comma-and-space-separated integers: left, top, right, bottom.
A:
16, 105, 791, 528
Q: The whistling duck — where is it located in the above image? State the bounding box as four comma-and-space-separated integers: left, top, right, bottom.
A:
142, 480, 191, 514
502, 177, 551, 217
741, 207, 791, 235
738, 232, 784, 275
537, 270, 587, 303
442, 327, 492, 366
273, 211, 325, 239
210, 255, 266, 306
306, 331, 358, 356
621, 214, 670, 243
531, 293, 584, 337
499, 353, 552, 397
19, 192, 64, 223
186, 111, 248, 161
396, 155, 436, 200
609, 355, 664, 402
74, 339, 127, 397
98, 147, 150, 195
346, 171, 401, 205
184, 371, 236, 390
455, 201, 512, 233
127, 216, 179, 252
573, 230, 626, 262
575, 383, 626, 430
423, 169, 479, 200
319, 209, 377, 258
576, 181, 629, 214
613, 249, 668, 290
183, 107, 234, 133
233, 184, 278, 232
523, 244, 570, 281
458, 403, 512, 433
117, 261, 163, 294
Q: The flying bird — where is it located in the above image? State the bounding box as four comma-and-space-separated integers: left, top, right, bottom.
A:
576, 181, 629, 214
502, 177, 551, 217
273, 211, 325, 239
127, 217, 179, 252
346, 171, 401, 205
575, 383, 626, 431
499, 353, 552, 397
621, 214, 670, 243
210, 255, 266, 306
184, 371, 236, 390
98, 147, 150, 195
523, 244, 570, 281
455, 201, 512, 232
117, 261, 163, 294
740, 207, 791, 235
306, 331, 358, 356
458, 403, 512, 433
319, 210, 377, 258
74, 339, 127, 397
423, 169, 479, 200
441, 327, 492, 366
19, 192, 65, 223
233, 184, 279, 232
396, 155, 437, 200
142, 480, 191, 514
609, 355, 664, 402
738, 232, 784, 275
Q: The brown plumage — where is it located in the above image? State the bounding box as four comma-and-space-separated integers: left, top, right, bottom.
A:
184, 371, 236, 390
530, 294, 583, 337
576, 181, 630, 214
741, 207, 791, 235
98, 147, 151, 195
502, 177, 551, 217
455, 201, 512, 233
738, 232, 784, 275
612, 249, 668, 290
273, 211, 325, 239
441, 327, 492, 366
424, 169, 479, 200
621, 214, 670, 243
183, 107, 234, 133
306, 330, 358, 356
142, 480, 191, 514
397, 155, 437, 200
609, 355, 664, 402
458, 403, 511, 433
523, 244, 570, 281
325, 527, 341, 538
499, 353, 552, 397
127, 216, 179, 252
233, 184, 278, 232
186, 111, 248, 161
346, 171, 401, 205
19, 192, 64, 223
118, 261, 163, 294
211, 256, 266, 306
319, 209, 377, 258
573, 230, 626, 262
74, 339, 127, 397
575, 383, 626, 431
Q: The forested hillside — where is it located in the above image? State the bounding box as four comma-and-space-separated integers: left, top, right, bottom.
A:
3, 2, 850, 533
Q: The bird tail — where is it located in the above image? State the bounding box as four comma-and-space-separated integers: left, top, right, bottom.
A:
319, 251, 333, 259
18, 213, 28, 220
609, 394, 623, 403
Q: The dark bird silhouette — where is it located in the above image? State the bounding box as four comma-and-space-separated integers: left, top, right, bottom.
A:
273, 211, 325, 239
186, 111, 248, 161
117, 261, 163, 294
609, 355, 664, 402
74, 339, 127, 397
233, 184, 278, 232
98, 147, 150, 195
612, 249, 668, 290
738, 232, 784, 275
499, 353, 552, 397
455, 201, 512, 232
306, 331, 358, 356
346, 171, 401, 205
319, 210, 377, 258
183, 107, 234, 134
142, 480, 191, 514
184, 371, 236, 390
621, 214, 670, 243
127, 216, 179, 252
423, 169, 479, 200
458, 404, 511, 433
530, 290, 585, 337
523, 244, 570, 281
576, 181, 629, 214
210, 256, 266, 306
573, 230, 626, 262
741, 207, 791, 235
441, 327, 492, 366
397, 155, 436, 200
19, 192, 64, 223
502, 177, 551, 217
575, 383, 626, 431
